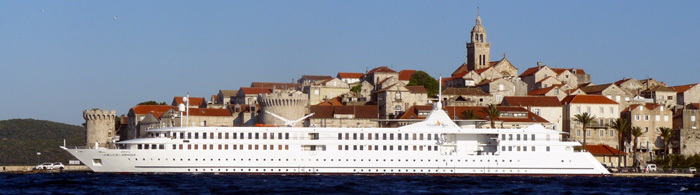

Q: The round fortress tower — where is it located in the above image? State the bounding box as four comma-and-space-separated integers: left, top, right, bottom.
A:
83, 109, 116, 147
259, 90, 307, 127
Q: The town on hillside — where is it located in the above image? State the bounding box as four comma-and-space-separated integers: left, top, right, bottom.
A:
83, 15, 700, 170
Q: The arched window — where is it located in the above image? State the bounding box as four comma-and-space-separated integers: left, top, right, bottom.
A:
480, 34, 484, 42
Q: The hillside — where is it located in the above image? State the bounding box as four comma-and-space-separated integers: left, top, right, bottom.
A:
0, 119, 84, 165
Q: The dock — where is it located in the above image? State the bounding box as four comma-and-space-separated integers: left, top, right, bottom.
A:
612, 173, 695, 178
1, 165, 91, 174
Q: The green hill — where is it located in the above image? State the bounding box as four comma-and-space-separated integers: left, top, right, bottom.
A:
0, 119, 84, 165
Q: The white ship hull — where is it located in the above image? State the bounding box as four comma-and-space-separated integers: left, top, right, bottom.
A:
63, 104, 609, 176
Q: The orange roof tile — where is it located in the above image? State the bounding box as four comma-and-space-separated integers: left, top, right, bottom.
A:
367, 66, 396, 74
502, 96, 562, 107
451, 63, 469, 77
518, 67, 542, 77
173, 97, 205, 106
561, 95, 618, 105
672, 83, 698, 93
337, 72, 364, 79
316, 96, 344, 106
239, 87, 272, 95
130, 105, 174, 119
398, 70, 417, 81
584, 144, 627, 156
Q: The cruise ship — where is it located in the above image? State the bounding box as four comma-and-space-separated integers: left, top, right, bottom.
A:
62, 95, 610, 176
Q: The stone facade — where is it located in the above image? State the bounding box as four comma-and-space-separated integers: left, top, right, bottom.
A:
501, 96, 564, 131
376, 83, 428, 119
640, 85, 677, 108
621, 104, 673, 163
83, 109, 117, 147
562, 95, 621, 148
308, 105, 378, 128
674, 106, 700, 156
441, 88, 495, 106
673, 83, 700, 106
259, 90, 308, 127
303, 78, 350, 106
466, 15, 490, 71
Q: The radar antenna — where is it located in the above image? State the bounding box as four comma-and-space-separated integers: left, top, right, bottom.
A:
265, 111, 315, 127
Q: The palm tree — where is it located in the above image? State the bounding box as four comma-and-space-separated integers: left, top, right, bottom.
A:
658, 127, 674, 157
609, 118, 630, 169
630, 126, 643, 168
481, 104, 500, 128
573, 112, 596, 151
460, 109, 479, 120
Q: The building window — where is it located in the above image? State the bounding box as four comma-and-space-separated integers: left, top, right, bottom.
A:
644, 115, 650, 121
600, 107, 604, 114
664, 116, 669, 121
600, 130, 605, 137
577, 130, 581, 136
586, 130, 591, 137
610, 130, 615, 137
635, 115, 641, 121
655, 115, 660, 121
610, 107, 615, 114
693, 116, 696, 122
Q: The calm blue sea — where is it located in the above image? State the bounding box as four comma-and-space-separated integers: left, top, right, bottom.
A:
1, 173, 699, 194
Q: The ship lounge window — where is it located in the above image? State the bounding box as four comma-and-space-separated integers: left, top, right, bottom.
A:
427, 146, 431, 151
353, 133, 357, 140
194, 145, 198, 150
345, 145, 349, 150
383, 133, 387, 140
546, 146, 550, 152
508, 146, 512, 151
138, 144, 142, 149
368, 133, 372, 140
338, 133, 342, 140
383, 145, 387, 150
353, 145, 357, 150
203, 144, 207, 150
502, 146, 505, 151
501, 134, 505, 140
279, 133, 283, 139
263, 133, 267, 139
434, 134, 438, 140
523, 134, 527, 141
390, 134, 394, 140
420, 146, 423, 151
374, 145, 378, 150
225, 133, 229, 139
531, 134, 535, 141
368, 146, 372, 151
523, 146, 527, 151
404, 146, 408, 151
179, 144, 183, 150
159, 144, 164, 150
517, 146, 521, 151
271, 133, 275, 139
338, 145, 342, 150
532, 146, 535, 151
255, 145, 259, 150
360, 133, 364, 140
508, 134, 512, 141
180, 132, 184, 139
232, 133, 237, 139
210, 133, 214, 139
248, 133, 252, 139
427, 134, 431, 140
188, 144, 191, 150
203, 133, 206, 139
434, 146, 438, 151
398, 145, 401, 151
398, 134, 402, 140
360, 145, 364, 150
255, 133, 259, 139
390, 146, 393, 151
413, 133, 417, 140
517, 134, 520, 141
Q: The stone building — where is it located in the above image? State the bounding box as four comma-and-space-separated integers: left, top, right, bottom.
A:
528, 84, 585, 101
83, 109, 117, 147
303, 78, 351, 106
640, 85, 677, 108
561, 95, 620, 148
259, 90, 308, 127
614, 78, 644, 95
250, 82, 301, 90
398, 70, 417, 85
674, 104, 700, 156
234, 87, 272, 105
364, 66, 398, 86
580, 83, 634, 108
441, 87, 494, 106
519, 63, 589, 92
475, 78, 524, 104
160, 107, 235, 127
337, 72, 364, 84
217, 90, 238, 106
230, 104, 258, 126
126, 105, 173, 140
375, 83, 428, 119
308, 105, 378, 128
639, 78, 667, 90
585, 144, 627, 168
672, 83, 700, 106
298, 75, 333, 86
621, 103, 673, 163
501, 96, 563, 131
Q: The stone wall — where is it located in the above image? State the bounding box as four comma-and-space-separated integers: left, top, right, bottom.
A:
83, 109, 116, 147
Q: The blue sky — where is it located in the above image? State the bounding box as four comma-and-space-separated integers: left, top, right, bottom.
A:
1, 1, 699, 125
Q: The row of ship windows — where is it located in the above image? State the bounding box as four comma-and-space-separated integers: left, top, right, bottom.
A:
127, 157, 522, 163
501, 146, 551, 152
182, 168, 528, 174
501, 134, 548, 141
166, 132, 291, 140
338, 145, 439, 152
337, 133, 440, 141
136, 144, 290, 151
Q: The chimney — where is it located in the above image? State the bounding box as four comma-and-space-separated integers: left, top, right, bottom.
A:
537, 62, 542, 70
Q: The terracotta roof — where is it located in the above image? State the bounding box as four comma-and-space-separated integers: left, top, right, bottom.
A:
316, 96, 344, 106
239, 87, 272, 95
442, 106, 550, 122
584, 144, 627, 156
130, 105, 174, 119
301, 75, 333, 81
527, 86, 558, 96
398, 70, 417, 81
561, 95, 618, 105
229, 104, 259, 112
536, 76, 558, 83
173, 96, 205, 106
184, 108, 232, 116
502, 96, 562, 107
451, 63, 469, 77
398, 105, 434, 119
367, 66, 397, 74
442, 88, 489, 96
687, 103, 700, 110
614, 78, 632, 86
580, 83, 614, 94
672, 83, 699, 93
624, 103, 663, 112
310, 105, 378, 119
337, 72, 364, 79
551, 68, 585, 75
405, 86, 427, 94
250, 82, 300, 89
518, 67, 541, 77
475, 67, 492, 74
374, 84, 397, 93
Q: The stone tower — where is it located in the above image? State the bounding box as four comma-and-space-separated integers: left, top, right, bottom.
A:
466, 14, 491, 71
259, 90, 308, 127
83, 109, 116, 147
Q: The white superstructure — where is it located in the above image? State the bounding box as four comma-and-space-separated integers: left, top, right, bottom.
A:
62, 104, 609, 176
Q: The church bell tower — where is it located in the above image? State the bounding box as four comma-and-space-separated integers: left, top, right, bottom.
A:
466, 13, 491, 71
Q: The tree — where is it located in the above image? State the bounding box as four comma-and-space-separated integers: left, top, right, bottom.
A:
350, 84, 362, 94
480, 104, 500, 128
137, 101, 167, 105
460, 109, 480, 120
609, 118, 630, 169
407, 71, 439, 97
573, 112, 596, 151
630, 126, 643, 168
658, 127, 674, 157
